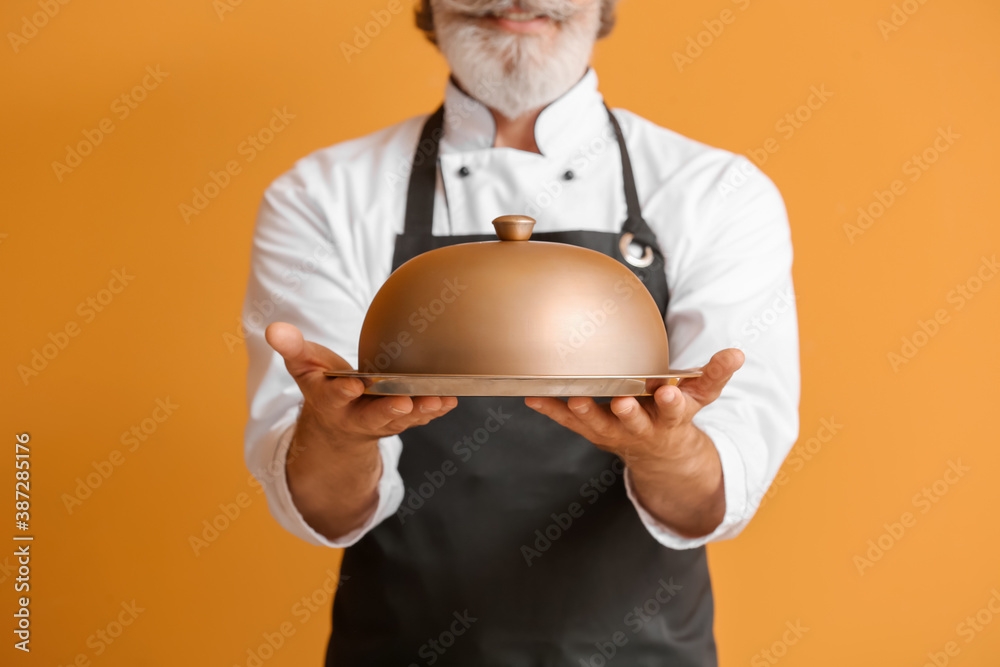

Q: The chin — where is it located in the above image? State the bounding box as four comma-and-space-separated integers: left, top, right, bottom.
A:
435, 5, 600, 119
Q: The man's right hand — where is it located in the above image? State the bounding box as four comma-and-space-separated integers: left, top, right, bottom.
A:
265, 322, 458, 541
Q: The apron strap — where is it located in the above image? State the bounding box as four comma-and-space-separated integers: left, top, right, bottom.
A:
402, 105, 445, 235
605, 105, 657, 248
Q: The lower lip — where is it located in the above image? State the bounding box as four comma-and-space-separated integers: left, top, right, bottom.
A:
487, 15, 553, 33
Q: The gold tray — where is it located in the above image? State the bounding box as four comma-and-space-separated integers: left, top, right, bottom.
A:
322, 371, 703, 397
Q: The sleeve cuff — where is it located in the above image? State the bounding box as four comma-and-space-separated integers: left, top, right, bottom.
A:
263, 419, 405, 549
624, 418, 751, 550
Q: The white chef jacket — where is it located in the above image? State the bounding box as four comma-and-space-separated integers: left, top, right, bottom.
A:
243, 69, 800, 551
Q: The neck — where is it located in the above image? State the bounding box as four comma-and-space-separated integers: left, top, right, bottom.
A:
491, 108, 542, 154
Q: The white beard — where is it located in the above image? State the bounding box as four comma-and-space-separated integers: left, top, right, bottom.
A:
432, 0, 601, 120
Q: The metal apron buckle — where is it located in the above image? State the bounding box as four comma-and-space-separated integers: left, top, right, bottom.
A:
619, 232, 655, 268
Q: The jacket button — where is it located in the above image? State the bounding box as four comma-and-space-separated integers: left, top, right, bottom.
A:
562, 170, 575, 180
458, 166, 471, 177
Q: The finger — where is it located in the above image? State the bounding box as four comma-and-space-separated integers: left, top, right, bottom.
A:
351, 395, 460, 435
395, 396, 459, 428
525, 397, 592, 436
322, 376, 367, 410
265, 322, 352, 380
609, 396, 654, 436
652, 384, 692, 428
351, 395, 415, 432
419, 396, 459, 419
414, 396, 444, 414
567, 397, 621, 438
678, 348, 745, 407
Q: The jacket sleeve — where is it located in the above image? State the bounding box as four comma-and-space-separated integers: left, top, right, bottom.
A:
625, 156, 801, 549
242, 170, 406, 548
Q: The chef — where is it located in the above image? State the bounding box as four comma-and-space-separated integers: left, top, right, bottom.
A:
243, 0, 800, 664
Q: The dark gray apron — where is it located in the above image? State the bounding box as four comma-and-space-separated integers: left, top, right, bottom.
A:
326, 106, 717, 666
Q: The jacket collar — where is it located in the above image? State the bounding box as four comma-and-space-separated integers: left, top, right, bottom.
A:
440, 68, 608, 157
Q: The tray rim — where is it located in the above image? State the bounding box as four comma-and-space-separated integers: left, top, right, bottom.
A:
322, 370, 703, 380
320, 370, 703, 397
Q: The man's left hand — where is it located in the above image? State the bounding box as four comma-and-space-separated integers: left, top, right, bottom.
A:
525, 348, 745, 538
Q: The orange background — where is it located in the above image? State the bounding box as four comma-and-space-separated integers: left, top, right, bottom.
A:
3, 0, 999, 664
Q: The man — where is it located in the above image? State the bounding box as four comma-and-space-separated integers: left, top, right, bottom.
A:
244, 0, 799, 664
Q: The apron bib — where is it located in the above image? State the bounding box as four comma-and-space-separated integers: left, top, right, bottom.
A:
327, 106, 717, 667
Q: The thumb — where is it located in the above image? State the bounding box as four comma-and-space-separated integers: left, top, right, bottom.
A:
679, 348, 745, 406
265, 322, 352, 379
265, 321, 306, 361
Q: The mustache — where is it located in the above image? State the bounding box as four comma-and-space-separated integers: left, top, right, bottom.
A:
434, 0, 584, 22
